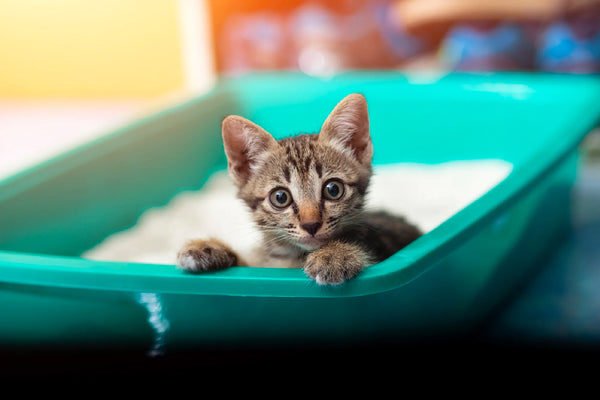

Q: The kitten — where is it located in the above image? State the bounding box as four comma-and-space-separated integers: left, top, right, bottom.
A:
177, 94, 422, 285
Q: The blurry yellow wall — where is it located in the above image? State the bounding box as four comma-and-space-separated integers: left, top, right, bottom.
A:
0, 0, 185, 98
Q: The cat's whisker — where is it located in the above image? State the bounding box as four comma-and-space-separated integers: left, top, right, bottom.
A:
256, 227, 290, 238
260, 234, 292, 248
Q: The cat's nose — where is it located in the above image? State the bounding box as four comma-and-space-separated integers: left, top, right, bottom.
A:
300, 221, 322, 236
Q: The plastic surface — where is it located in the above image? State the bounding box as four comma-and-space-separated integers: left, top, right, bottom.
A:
0, 72, 599, 349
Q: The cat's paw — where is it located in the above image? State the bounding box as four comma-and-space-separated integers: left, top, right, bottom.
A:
176, 238, 239, 272
303, 242, 369, 285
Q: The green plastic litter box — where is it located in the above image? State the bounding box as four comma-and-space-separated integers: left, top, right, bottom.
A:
1, 71, 599, 352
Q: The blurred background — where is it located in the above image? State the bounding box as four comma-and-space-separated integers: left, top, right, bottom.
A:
1, 0, 600, 350
2, 0, 599, 181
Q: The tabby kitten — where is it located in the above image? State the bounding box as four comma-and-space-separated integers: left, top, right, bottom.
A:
177, 93, 421, 285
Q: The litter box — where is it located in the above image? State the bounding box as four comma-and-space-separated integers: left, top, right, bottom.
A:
1, 71, 599, 352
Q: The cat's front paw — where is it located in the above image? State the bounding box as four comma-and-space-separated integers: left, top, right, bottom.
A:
304, 242, 369, 286
177, 238, 239, 272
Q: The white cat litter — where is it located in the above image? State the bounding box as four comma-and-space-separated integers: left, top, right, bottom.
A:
82, 160, 512, 265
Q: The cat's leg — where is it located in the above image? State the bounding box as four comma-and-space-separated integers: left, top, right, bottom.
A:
303, 241, 372, 285
176, 238, 246, 272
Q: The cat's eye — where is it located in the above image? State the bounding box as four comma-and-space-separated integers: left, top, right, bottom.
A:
269, 188, 293, 208
323, 179, 345, 201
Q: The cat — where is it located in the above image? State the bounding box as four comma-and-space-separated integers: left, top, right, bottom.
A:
176, 93, 422, 285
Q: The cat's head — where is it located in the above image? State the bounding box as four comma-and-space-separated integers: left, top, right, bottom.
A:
222, 94, 372, 251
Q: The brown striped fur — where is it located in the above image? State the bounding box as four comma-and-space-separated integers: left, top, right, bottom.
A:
176, 94, 421, 285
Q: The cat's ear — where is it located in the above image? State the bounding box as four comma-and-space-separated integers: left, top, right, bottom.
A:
319, 93, 373, 167
222, 115, 277, 185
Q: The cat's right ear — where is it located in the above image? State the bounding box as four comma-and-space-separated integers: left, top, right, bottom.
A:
222, 115, 277, 186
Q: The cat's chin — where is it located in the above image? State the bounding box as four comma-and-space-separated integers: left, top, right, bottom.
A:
296, 236, 328, 251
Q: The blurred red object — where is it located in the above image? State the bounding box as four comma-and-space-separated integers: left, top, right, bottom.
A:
219, 12, 289, 74
212, 0, 400, 76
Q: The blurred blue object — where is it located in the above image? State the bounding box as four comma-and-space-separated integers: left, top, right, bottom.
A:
374, 1, 429, 60
537, 20, 600, 73
441, 22, 536, 71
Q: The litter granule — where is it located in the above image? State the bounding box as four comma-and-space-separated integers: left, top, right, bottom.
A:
82, 160, 512, 265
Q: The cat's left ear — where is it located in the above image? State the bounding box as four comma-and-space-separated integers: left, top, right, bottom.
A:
319, 93, 373, 167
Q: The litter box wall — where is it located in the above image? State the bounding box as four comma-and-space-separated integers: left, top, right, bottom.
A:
0, 72, 598, 350
0, 90, 239, 256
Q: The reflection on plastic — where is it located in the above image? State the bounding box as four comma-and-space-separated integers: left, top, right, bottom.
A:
137, 292, 170, 357
462, 82, 535, 100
